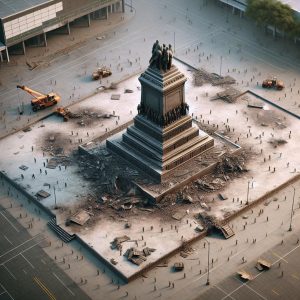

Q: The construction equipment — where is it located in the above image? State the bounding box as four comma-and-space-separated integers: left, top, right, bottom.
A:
17, 85, 60, 111
92, 67, 112, 80
56, 107, 70, 121
262, 77, 284, 90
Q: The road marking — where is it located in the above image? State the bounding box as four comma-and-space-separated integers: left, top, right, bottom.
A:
41, 258, 46, 265
0, 282, 15, 300
272, 289, 280, 296
3, 235, 13, 245
272, 251, 288, 263
33, 277, 56, 300
291, 274, 299, 280
0, 211, 19, 233
0, 234, 41, 258
244, 284, 267, 300
215, 285, 236, 300
53, 272, 75, 296
0, 238, 46, 266
23, 269, 27, 275
2, 264, 16, 280
21, 253, 35, 269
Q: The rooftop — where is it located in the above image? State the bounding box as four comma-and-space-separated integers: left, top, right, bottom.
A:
0, 0, 52, 19
281, 0, 300, 12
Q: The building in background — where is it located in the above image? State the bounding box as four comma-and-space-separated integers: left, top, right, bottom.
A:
0, 0, 125, 62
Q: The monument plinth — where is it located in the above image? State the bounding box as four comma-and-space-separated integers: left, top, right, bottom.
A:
107, 41, 214, 181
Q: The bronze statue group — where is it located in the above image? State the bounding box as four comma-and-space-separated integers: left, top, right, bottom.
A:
149, 40, 173, 72
137, 102, 189, 127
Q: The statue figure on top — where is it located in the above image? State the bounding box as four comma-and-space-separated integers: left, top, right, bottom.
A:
149, 40, 173, 71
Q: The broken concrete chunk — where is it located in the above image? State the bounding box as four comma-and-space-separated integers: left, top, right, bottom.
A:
110, 258, 118, 265
111, 94, 121, 100
19, 165, 28, 171
70, 210, 90, 226
124, 89, 134, 93
36, 190, 50, 199
172, 211, 186, 221
111, 235, 130, 250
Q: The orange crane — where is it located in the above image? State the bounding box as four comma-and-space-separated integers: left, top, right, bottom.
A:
17, 85, 60, 112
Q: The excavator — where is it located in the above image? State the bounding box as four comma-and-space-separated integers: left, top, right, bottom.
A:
17, 85, 60, 112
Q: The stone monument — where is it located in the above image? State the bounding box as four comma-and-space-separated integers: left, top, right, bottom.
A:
107, 41, 214, 181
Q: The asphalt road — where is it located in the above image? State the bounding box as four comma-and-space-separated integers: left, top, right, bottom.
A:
0, 203, 90, 300
199, 232, 300, 300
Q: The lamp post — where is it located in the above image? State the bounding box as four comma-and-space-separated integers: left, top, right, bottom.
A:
288, 187, 296, 231
219, 56, 223, 77
204, 238, 210, 285
246, 181, 250, 205
53, 186, 58, 209
130, 0, 133, 12
173, 32, 176, 53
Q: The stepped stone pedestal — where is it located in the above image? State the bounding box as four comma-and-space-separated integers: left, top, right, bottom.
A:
107, 63, 214, 182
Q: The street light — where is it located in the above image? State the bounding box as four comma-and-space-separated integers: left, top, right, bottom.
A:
288, 186, 296, 231
219, 56, 223, 77
53, 186, 58, 209
246, 181, 250, 205
173, 32, 176, 53
204, 238, 210, 285
130, 0, 133, 12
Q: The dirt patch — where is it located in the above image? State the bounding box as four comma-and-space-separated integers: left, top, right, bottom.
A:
39, 131, 74, 155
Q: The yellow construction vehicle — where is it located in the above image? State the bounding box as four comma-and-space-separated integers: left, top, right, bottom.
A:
17, 85, 60, 112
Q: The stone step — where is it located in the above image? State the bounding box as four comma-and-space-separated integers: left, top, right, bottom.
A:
47, 218, 75, 243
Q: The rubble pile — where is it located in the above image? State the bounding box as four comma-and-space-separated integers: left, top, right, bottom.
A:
180, 241, 194, 258
198, 212, 220, 229
110, 235, 130, 250
124, 247, 156, 266
194, 69, 236, 87
215, 154, 247, 175
211, 87, 241, 103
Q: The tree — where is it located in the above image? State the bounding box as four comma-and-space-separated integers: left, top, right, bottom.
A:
246, 0, 298, 38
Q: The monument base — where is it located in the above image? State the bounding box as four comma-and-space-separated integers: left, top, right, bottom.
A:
107, 116, 214, 182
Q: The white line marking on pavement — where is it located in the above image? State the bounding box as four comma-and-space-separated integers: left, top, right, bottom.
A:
20, 253, 35, 269
272, 251, 288, 263
0, 234, 41, 258
0, 282, 15, 300
2, 265, 16, 280
23, 269, 27, 275
3, 235, 13, 245
0, 212, 19, 233
53, 272, 75, 296
245, 283, 268, 300
41, 259, 46, 265
1, 238, 46, 266
215, 285, 236, 300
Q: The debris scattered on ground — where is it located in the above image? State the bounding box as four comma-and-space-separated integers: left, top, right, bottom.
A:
124, 89, 134, 93
215, 154, 247, 175
36, 190, 51, 199
180, 241, 194, 258
173, 262, 184, 271
23, 127, 32, 132
195, 225, 204, 232
111, 235, 130, 250
110, 258, 118, 265
111, 94, 121, 100
124, 222, 132, 229
172, 211, 186, 221
19, 165, 28, 171
69, 209, 90, 226
218, 193, 228, 201
211, 87, 241, 103
268, 138, 287, 148
247, 103, 264, 109
194, 69, 236, 86
124, 247, 156, 265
